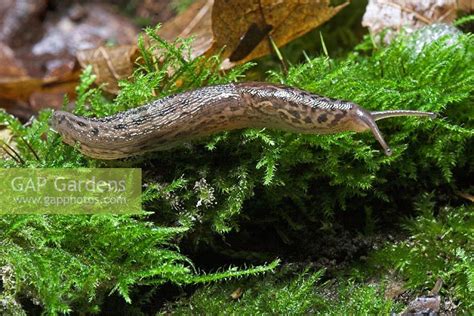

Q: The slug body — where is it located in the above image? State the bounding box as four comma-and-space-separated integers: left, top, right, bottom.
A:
50, 82, 435, 159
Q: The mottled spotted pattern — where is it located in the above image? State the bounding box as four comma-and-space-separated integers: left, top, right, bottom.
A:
236, 82, 357, 134
50, 82, 435, 159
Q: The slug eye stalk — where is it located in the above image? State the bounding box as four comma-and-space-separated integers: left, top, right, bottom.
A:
361, 110, 437, 156
370, 110, 437, 121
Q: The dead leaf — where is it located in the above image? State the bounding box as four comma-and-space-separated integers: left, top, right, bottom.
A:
29, 91, 69, 113
208, 0, 349, 67
159, 0, 214, 59
159, 0, 348, 68
362, 0, 458, 41
0, 2, 138, 117
77, 45, 140, 94
0, 98, 33, 120
401, 278, 443, 315
0, 42, 26, 77
0, 72, 79, 101
457, 0, 474, 12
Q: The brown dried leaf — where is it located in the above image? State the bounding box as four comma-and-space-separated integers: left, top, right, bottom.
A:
0, 2, 138, 115
0, 72, 79, 101
362, 0, 458, 40
0, 98, 33, 120
0, 42, 26, 77
0, 45, 79, 120
158, 0, 347, 68
159, 0, 214, 59
457, 0, 474, 12
76, 45, 140, 94
209, 0, 349, 66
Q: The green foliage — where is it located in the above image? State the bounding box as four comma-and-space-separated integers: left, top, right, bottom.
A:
0, 23, 472, 314
0, 212, 278, 314
369, 198, 474, 313
0, 215, 188, 314
141, 26, 473, 240
0, 26, 274, 314
0, 109, 88, 168
164, 267, 400, 315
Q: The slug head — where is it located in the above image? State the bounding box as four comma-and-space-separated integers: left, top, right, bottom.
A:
349, 105, 436, 156
349, 106, 393, 156
49, 110, 90, 147
49, 111, 72, 143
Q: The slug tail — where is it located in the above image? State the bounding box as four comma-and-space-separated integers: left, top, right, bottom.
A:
370, 110, 437, 121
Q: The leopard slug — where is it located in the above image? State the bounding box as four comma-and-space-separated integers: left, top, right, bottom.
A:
50, 82, 436, 160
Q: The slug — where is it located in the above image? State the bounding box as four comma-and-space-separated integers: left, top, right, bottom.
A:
50, 82, 436, 160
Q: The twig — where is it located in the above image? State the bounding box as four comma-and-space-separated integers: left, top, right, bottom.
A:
21, 137, 41, 162
1, 140, 24, 164
379, 0, 432, 24
1, 145, 21, 164
98, 46, 121, 81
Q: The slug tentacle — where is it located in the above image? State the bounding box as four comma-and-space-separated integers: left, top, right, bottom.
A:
370, 110, 436, 121
354, 109, 393, 156
351, 109, 437, 156
49, 82, 436, 160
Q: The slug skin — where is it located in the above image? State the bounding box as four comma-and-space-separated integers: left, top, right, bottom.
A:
50, 82, 435, 160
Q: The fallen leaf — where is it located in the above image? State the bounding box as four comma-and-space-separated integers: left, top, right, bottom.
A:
159, 0, 214, 59
0, 2, 138, 118
0, 70, 79, 101
0, 0, 46, 47
77, 45, 140, 94
0, 42, 26, 77
457, 0, 474, 12
208, 0, 349, 67
159, 0, 348, 68
362, 0, 458, 41
0, 98, 33, 120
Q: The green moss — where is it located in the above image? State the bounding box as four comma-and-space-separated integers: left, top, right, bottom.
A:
136, 25, 473, 240
0, 23, 472, 314
0, 27, 274, 315
368, 199, 474, 313
163, 268, 401, 315
167, 201, 473, 314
